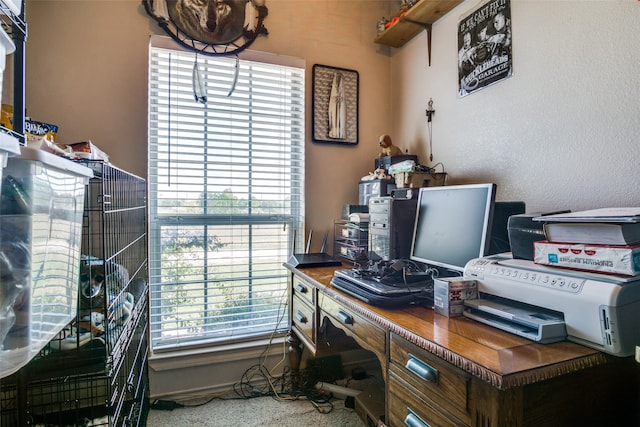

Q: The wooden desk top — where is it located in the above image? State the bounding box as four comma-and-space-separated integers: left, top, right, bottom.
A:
286, 263, 615, 390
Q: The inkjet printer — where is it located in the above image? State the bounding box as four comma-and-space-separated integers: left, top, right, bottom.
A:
462, 255, 640, 356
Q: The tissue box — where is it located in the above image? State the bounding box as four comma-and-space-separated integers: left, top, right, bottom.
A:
433, 277, 478, 317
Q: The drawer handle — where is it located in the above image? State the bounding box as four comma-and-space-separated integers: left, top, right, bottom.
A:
296, 311, 307, 324
336, 310, 353, 325
295, 283, 308, 293
405, 409, 431, 427
406, 354, 439, 383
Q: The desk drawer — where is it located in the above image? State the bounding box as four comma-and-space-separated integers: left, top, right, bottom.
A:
388, 370, 467, 427
320, 296, 386, 353
292, 276, 315, 306
292, 295, 315, 344
390, 333, 470, 424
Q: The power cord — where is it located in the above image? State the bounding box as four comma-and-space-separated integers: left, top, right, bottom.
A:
151, 282, 354, 415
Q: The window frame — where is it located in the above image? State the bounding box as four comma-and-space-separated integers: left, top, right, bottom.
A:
147, 36, 305, 353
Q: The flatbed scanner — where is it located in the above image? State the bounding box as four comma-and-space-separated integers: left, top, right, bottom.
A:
462, 255, 640, 356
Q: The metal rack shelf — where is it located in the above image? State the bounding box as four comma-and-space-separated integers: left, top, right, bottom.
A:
1, 162, 150, 427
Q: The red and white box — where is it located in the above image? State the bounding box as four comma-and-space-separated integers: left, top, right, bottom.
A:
534, 240, 640, 276
433, 277, 478, 317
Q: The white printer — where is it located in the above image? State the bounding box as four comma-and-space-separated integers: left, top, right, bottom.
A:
462, 255, 640, 357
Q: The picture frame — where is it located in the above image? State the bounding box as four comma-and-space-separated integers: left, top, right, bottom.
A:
312, 64, 359, 145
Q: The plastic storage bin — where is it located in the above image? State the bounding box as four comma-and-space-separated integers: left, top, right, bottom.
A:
0, 24, 15, 103
334, 219, 369, 263
0, 131, 20, 183
0, 0, 22, 16
0, 147, 93, 378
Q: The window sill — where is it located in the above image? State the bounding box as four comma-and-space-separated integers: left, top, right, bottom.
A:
148, 335, 287, 372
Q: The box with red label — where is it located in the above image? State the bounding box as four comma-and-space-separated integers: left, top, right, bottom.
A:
433, 277, 478, 317
534, 240, 640, 276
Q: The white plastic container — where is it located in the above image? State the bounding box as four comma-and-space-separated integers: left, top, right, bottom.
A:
0, 0, 22, 17
0, 130, 19, 166
0, 147, 93, 379
0, 25, 15, 104
0, 131, 19, 208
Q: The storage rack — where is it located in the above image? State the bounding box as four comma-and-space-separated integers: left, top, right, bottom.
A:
0, 161, 149, 426
334, 219, 369, 264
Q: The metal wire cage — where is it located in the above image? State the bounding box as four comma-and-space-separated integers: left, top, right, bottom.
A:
0, 161, 149, 427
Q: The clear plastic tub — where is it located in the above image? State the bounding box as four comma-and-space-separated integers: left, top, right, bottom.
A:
0, 131, 20, 176
0, 0, 22, 17
0, 147, 93, 378
0, 25, 15, 104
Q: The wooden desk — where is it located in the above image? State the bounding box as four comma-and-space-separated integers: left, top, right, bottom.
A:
285, 264, 640, 427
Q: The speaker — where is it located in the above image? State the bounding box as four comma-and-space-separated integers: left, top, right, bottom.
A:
488, 201, 526, 255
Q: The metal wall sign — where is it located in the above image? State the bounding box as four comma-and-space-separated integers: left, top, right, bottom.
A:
457, 0, 512, 97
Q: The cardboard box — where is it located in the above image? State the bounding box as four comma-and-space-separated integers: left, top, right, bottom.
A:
392, 171, 446, 189
534, 240, 640, 276
433, 277, 477, 317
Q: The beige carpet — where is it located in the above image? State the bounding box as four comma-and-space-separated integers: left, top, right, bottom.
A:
146, 394, 365, 427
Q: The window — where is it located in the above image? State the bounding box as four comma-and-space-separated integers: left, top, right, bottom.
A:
147, 38, 305, 352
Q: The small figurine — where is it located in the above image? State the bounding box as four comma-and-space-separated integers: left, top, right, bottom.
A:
361, 168, 390, 181
376, 17, 388, 34
378, 134, 403, 157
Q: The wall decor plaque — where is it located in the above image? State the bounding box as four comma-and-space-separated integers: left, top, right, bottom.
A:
312, 64, 359, 145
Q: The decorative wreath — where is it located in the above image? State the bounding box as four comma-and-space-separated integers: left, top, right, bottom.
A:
143, 0, 269, 56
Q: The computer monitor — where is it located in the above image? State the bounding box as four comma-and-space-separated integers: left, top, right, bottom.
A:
410, 183, 497, 275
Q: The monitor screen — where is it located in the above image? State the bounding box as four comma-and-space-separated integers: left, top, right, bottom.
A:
410, 183, 496, 274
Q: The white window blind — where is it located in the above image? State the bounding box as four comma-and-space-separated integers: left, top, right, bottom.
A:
148, 40, 305, 352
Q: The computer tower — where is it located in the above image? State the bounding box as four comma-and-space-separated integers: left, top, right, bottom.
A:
368, 196, 417, 262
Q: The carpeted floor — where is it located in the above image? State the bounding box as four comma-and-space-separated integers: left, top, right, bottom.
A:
146, 394, 365, 426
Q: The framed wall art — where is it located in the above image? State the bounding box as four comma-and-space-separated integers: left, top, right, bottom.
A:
312, 64, 359, 145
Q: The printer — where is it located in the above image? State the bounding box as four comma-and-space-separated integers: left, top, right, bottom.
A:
462, 255, 640, 357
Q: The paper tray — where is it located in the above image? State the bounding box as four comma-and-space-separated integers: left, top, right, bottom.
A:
463, 297, 567, 344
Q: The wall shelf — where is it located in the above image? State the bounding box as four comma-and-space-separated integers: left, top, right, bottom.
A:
374, 0, 463, 64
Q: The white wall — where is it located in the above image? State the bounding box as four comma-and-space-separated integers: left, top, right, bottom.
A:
391, 0, 640, 213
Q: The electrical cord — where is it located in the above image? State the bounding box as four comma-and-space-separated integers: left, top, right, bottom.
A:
170, 286, 342, 414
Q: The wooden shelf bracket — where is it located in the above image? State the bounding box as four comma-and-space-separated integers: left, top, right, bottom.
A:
400, 18, 432, 66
